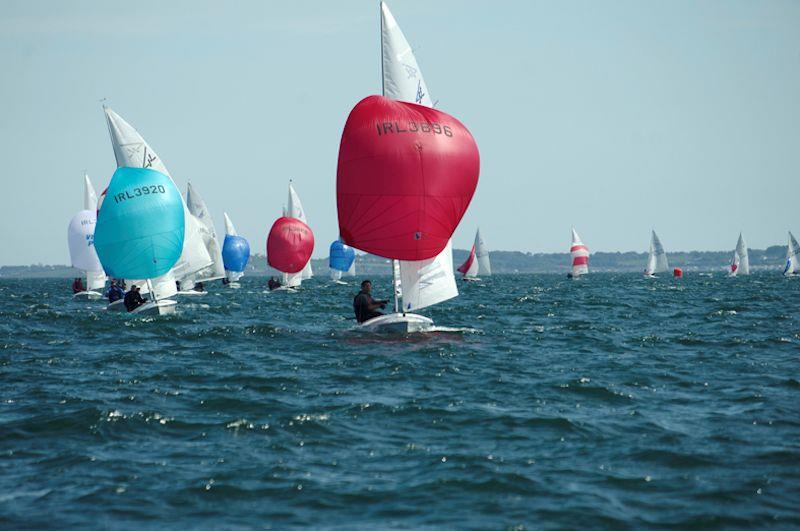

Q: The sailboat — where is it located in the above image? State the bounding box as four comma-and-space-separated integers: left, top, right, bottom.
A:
474, 228, 492, 276
644, 230, 669, 278
329, 240, 356, 284
221, 212, 250, 287
178, 182, 226, 295
69, 174, 107, 299
729, 233, 750, 276
101, 107, 213, 311
337, 95, 479, 333
266, 217, 314, 292
94, 167, 185, 316
280, 182, 314, 288
361, 1, 460, 328
568, 228, 589, 279
784, 231, 799, 277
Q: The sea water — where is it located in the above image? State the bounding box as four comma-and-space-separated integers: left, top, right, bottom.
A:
1, 273, 798, 527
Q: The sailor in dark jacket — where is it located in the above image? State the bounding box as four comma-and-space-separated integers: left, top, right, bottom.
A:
353, 280, 389, 323
123, 285, 146, 312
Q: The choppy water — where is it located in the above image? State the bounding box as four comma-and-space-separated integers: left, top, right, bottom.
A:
1, 273, 799, 528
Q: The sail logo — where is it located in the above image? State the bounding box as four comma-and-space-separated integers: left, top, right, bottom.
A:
402, 63, 418, 79
113, 185, 167, 204
85, 234, 94, 247
415, 80, 425, 104
375, 121, 453, 137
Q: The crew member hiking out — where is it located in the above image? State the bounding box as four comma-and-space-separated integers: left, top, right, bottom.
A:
123, 285, 146, 312
353, 280, 388, 323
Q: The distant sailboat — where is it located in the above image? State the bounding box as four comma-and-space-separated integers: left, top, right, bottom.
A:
281, 182, 313, 287
644, 230, 669, 277
474, 228, 491, 276
267, 217, 314, 292
784, 231, 799, 277
380, 1, 458, 316
178, 182, 225, 295
221, 212, 250, 287
729, 233, 750, 276
102, 107, 212, 309
94, 167, 185, 315
569, 227, 589, 278
70, 174, 106, 299
329, 240, 356, 284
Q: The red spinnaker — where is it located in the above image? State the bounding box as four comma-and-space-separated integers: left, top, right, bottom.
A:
457, 246, 476, 274
337, 95, 480, 261
267, 217, 314, 274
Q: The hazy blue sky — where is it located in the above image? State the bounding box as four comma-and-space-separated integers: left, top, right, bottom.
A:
1, 0, 798, 265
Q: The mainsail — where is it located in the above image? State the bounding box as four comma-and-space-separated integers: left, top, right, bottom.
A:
81, 174, 106, 289
103, 107, 212, 295
474, 228, 491, 276
645, 230, 669, 275
730, 233, 750, 276
221, 213, 250, 282
186, 182, 225, 282
380, 1, 457, 310
784, 231, 799, 276
570, 228, 589, 277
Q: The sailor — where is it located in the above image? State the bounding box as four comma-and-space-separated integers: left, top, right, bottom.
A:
193, 281, 205, 292
267, 277, 282, 291
123, 285, 146, 312
72, 277, 85, 294
353, 280, 388, 323
107, 280, 125, 303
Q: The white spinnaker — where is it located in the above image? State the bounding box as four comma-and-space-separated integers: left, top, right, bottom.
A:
104, 107, 212, 297
400, 240, 458, 311
84, 174, 98, 211
732, 233, 749, 276
68, 210, 104, 273
474, 228, 491, 276
570, 227, 589, 277
287, 183, 313, 280
382, 1, 457, 309
645, 230, 669, 274
785, 231, 800, 276
186, 183, 225, 282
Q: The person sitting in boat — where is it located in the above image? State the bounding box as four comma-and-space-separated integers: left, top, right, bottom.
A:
193, 281, 205, 292
353, 280, 388, 323
107, 280, 125, 303
267, 277, 282, 291
221, 277, 230, 286
123, 285, 146, 312
71, 277, 85, 294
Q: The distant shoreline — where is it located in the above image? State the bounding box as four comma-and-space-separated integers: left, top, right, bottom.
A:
2, 246, 787, 278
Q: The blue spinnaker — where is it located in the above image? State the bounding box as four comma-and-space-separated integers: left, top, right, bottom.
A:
329, 239, 355, 272
222, 235, 250, 273
94, 167, 184, 279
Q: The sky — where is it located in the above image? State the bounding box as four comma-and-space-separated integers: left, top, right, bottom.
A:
1, 0, 799, 265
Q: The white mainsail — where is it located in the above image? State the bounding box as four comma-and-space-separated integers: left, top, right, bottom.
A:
84, 173, 98, 211
186, 182, 225, 282
730, 233, 750, 276
784, 231, 800, 276
286, 182, 314, 282
382, 1, 457, 310
645, 230, 669, 275
570, 227, 589, 277
103, 107, 212, 296
474, 228, 491, 276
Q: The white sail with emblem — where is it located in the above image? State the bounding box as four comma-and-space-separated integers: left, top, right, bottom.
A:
82, 174, 106, 290
381, 1, 457, 310
186, 182, 225, 282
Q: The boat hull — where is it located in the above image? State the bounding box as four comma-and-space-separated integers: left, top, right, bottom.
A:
131, 299, 178, 316
176, 290, 207, 297
358, 313, 434, 334
73, 290, 103, 301
106, 299, 126, 312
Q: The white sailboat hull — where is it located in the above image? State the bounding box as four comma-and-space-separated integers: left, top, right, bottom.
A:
131, 299, 178, 316
73, 290, 103, 301
107, 299, 126, 312
176, 290, 208, 297
358, 313, 434, 334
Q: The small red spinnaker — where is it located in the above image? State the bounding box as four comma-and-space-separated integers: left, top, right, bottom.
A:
267, 217, 314, 274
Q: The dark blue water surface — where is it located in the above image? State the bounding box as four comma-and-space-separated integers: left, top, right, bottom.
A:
1, 273, 799, 528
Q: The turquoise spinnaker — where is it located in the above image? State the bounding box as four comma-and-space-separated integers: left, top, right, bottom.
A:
94, 167, 184, 280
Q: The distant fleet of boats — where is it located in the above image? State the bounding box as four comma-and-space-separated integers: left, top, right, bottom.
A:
65, 2, 799, 328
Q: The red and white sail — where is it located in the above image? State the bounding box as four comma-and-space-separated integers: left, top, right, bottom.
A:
457, 245, 479, 279
570, 228, 589, 277
730, 232, 749, 276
